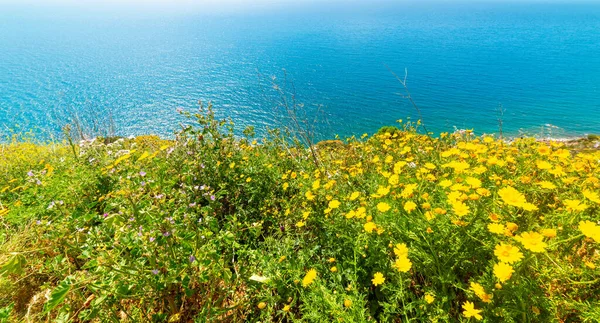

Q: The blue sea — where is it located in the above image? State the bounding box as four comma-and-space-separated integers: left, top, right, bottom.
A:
1, 1, 599, 140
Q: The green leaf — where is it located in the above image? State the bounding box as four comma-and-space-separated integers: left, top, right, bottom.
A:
44, 276, 73, 314
54, 311, 70, 323
0, 303, 14, 323
0, 254, 26, 276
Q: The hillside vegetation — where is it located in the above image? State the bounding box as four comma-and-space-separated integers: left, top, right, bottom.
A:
1, 108, 599, 322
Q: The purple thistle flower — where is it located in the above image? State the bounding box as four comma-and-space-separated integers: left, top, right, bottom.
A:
140, 181, 146, 186
210, 195, 216, 201
189, 255, 196, 263
139, 171, 146, 177
27, 170, 34, 177
151, 269, 159, 275
103, 213, 109, 218
163, 231, 171, 237
149, 237, 155, 242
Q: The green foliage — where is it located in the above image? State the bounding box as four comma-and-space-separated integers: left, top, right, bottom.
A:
0, 304, 13, 323
44, 277, 72, 314
1, 107, 599, 322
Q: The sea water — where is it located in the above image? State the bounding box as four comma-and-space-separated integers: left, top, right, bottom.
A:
1, 2, 599, 140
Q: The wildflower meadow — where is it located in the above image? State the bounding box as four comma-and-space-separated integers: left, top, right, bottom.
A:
1, 107, 599, 322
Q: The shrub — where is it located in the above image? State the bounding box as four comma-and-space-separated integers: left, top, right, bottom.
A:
1, 110, 599, 322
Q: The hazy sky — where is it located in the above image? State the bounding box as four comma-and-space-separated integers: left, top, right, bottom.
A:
0, 0, 595, 16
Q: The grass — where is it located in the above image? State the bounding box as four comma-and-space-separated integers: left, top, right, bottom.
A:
1, 108, 600, 322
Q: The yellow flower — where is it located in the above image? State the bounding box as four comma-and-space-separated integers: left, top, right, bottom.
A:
439, 180, 453, 188
564, 199, 589, 212
305, 191, 315, 201
393, 243, 409, 258
330, 266, 337, 272
493, 262, 514, 282
537, 181, 557, 190
498, 186, 527, 207
377, 202, 391, 212
283, 304, 290, 312
343, 299, 352, 308
364, 222, 377, 233
488, 223, 506, 235
355, 207, 367, 218
515, 232, 547, 252
578, 221, 600, 243
488, 213, 500, 222
328, 200, 341, 209
349, 191, 360, 201
302, 269, 317, 287
424, 162, 436, 170
372, 186, 390, 198
303, 211, 311, 219
536, 160, 552, 170
462, 301, 483, 320
583, 190, 600, 204
257, 302, 266, 309
312, 179, 320, 190
476, 187, 491, 197
522, 202, 538, 211
469, 282, 492, 303
296, 221, 305, 228
466, 177, 482, 189
505, 222, 519, 233
400, 183, 418, 198
584, 261, 596, 269
424, 293, 435, 304
372, 272, 385, 286
541, 228, 557, 238
537, 145, 551, 155
452, 201, 470, 217
328, 257, 336, 263
403, 201, 417, 213
494, 243, 524, 263
394, 257, 412, 273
